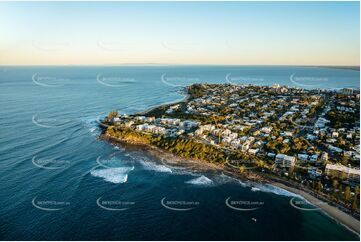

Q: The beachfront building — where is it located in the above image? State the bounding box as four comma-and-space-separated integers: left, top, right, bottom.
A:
275, 154, 296, 168
325, 164, 360, 181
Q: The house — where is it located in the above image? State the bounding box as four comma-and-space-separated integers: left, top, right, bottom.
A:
309, 154, 319, 163
222, 137, 232, 145
325, 164, 360, 181
230, 139, 240, 148
222, 129, 232, 136
125, 121, 134, 127
308, 167, 322, 179
262, 127, 272, 133
180, 120, 198, 130
228, 133, 238, 139
275, 154, 296, 167
112, 117, 121, 123
248, 148, 259, 155
267, 153, 276, 159
327, 144, 343, 153
158, 118, 180, 125
202, 124, 215, 131
241, 142, 250, 153
135, 116, 147, 122
298, 154, 309, 161
321, 152, 329, 162
195, 129, 203, 136
341, 88, 353, 95
136, 124, 148, 131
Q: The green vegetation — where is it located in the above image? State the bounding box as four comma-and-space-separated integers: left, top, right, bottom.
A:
106, 126, 227, 163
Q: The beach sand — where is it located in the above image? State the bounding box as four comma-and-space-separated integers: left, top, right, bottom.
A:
273, 182, 360, 235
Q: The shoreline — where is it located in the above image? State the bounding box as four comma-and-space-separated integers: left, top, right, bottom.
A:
135, 90, 190, 116
273, 182, 360, 235
99, 133, 360, 235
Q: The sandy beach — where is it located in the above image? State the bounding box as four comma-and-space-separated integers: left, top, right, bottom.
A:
272, 182, 360, 235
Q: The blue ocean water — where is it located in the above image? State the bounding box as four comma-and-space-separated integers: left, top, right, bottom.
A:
0, 66, 359, 240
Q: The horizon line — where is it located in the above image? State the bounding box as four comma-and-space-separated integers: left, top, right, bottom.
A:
0, 64, 359, 68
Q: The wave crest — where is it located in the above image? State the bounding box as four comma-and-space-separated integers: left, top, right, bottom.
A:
90, 167, 134, 184
186, 175, 213, 186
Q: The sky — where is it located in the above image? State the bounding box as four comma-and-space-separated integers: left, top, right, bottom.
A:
0, 1, 359, 66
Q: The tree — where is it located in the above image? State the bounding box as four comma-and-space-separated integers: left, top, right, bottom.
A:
332, 179, 339, 190
239, 165, 246, 173
340, 155, 348, 166
314, 181, 323, 192
344, 186, 351, 201
107, 110, 118, 120
354, 186, 360, 197
351, 197, 358, 211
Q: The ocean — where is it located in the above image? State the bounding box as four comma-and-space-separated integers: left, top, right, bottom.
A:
0, 65, 359, 240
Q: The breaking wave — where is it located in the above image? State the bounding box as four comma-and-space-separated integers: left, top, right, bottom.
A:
250, 184, 301, 198
186, 175, 213, 186
81, 117, 102, 136
90, 167, 134, 184
139, 159, 172, 173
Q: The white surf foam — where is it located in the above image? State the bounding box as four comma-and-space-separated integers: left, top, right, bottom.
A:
139, 159, 172, 173
250, 184, 301, 198
81, 117, 101, 136
90, 167, 134, 184
251, 187, 261, 192
185, 175, 213, 186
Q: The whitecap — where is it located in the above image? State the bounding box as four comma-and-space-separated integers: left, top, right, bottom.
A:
250, 184, 302, 198
139, 159, 172, 173
90, 167, 134, 184
113, 146, 125, 151
186, 175, 213, 186
80, 117, 101, 136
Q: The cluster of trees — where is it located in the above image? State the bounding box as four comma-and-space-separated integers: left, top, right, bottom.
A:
331, 180, 359, 211
153, 136, 227, 163
106, 126, 228, 163
106, 126, 152, 144
326, 109, 358, 129
264, 137, 314, 155
187, 84, 207, 98
105, 110, 118, 122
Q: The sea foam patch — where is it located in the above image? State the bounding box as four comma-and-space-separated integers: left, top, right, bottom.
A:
250, 184, 302, 198
185, 175, 213, 186
81, 117, 102, 136
90, 167, 134, 184
139, 158, 172, 173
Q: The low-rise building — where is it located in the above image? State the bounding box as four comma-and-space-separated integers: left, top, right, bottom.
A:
308, 167, 322, 179
275, 154, 296, 167
325, 164, 360, 181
